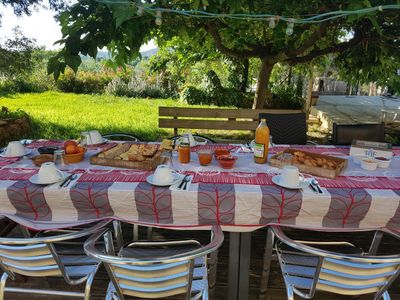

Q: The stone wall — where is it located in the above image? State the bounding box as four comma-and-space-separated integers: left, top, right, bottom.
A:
0, 117, 31, 147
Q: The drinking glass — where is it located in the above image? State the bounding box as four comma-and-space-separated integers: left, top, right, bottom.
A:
54, 149, 70, 171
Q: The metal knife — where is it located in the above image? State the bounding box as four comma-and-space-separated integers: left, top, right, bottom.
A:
59, 174, 73, 188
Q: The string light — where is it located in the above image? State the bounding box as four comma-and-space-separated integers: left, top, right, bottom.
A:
286, 19, 294, 35
155, 10, 162, 25
95, 1, 400, 25
268, 17, 276, 29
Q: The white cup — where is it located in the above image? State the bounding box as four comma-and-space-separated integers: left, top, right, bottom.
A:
89, 130, 104, 145
5, 141, 26, 157
153, 165, 176, 184
280, 166, 304, 188
38, 162, 64, 183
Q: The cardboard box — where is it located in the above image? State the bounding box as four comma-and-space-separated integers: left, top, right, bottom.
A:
349, 140, 393, 159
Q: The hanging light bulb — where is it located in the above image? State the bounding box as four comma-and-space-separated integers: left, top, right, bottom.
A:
137, 5, 144, 16
155, 10, 162, 25
268, 17, 276, 29
286, 19, 294, 35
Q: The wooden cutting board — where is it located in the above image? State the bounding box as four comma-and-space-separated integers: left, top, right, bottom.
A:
270, 149, 348, 179
90, 143, 170, 170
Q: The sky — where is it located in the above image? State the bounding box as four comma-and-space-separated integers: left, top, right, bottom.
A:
0, 5, 156, 51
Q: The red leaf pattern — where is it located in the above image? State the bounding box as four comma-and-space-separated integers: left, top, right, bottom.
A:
7, 181, 51, 221
323, 188, 372, 228
70, 182, 114, 220
260, 186, 302, 225
134, 183, 173, 224
387, 190, 400, 229
198, 183, 235, 225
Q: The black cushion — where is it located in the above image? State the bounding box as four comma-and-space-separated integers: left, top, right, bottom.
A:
332, 123, 385, 145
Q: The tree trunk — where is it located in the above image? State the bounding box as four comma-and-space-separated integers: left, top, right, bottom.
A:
239, 58, 249, 93
253, 59, 274, 109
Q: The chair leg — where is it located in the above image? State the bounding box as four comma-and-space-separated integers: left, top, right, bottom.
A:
0, 273, 9, 300
112, 220, 123, 250
208, 250, 219, 299
381, 291, 391, 300
286, 286, 294, 300
83, 267, 99, 300
133, 224, 139, 241
259, 228, 275, 300
146, 227, 153, 240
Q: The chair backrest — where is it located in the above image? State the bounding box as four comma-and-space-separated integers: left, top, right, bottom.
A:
272, 227, 400, 299
332, 123, 385, 145
0, 220, 109, 282
259, 112, 307, 145
84, 225, 224, 300
102, 133, 140, 142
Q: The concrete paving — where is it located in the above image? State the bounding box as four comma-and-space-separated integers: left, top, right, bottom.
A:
311, 95, 400, 129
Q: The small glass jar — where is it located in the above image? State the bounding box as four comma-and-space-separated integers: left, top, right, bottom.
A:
54, 149, 70, 170
178, 143, 191, 164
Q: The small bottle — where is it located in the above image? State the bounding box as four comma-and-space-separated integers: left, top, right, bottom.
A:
54, 149, 70, 170
178, 143, 191, 163
254, 118, 270, 164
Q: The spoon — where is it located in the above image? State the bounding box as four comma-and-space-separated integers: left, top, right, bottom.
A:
311, 178, 323, 194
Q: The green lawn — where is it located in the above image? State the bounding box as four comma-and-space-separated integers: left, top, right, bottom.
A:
0, 92, 185, 141
0, 92, 252, 141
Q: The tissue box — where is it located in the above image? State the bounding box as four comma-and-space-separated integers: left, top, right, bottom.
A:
349, 140, 393, 159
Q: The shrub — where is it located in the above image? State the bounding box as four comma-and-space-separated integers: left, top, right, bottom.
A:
270, 84, 304, 109
180, 86, 209, 105
56, 69, 112, 94
105, 78, 130, 97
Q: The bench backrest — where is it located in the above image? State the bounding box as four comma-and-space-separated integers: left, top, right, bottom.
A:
159, 107, 303, 135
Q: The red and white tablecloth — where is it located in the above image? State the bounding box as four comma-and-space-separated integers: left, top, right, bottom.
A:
0, 141, 399, 232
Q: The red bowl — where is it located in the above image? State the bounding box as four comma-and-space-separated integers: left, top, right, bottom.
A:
214, 149, 230, 158
216, 155, 238, 169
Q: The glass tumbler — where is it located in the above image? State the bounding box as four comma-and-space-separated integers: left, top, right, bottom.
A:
54, 149, 70, 170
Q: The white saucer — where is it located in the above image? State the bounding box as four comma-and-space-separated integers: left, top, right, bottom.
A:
272, 175, 310, 189
0, 149, 31, 158
146, 173, 181, 187
29, 172, 68, 185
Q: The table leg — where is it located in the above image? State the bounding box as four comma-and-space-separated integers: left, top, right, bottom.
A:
228, 232, 251, 300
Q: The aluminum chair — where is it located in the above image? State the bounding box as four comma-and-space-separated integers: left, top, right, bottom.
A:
332, 122, 385, 145
84, 225, 224, 300
170, 134, 216, 144
102, 133, 140, 142
269, 226, 400, 300
0, 220, 110, 299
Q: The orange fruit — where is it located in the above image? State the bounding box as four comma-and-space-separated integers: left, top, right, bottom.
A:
65, 144, 77, 154
76, 146, 85, 153
64, 140, 78, 148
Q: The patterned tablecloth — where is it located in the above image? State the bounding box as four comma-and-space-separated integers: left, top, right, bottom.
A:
0, 141, 399, 232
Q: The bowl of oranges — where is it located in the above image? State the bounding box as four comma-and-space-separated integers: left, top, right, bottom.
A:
64, 140, 86, 164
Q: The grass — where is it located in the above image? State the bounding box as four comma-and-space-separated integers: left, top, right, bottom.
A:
0, 91, 252, 141
0, 92, 185, 141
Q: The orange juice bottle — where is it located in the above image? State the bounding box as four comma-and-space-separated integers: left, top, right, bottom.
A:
254, 118, 270, 164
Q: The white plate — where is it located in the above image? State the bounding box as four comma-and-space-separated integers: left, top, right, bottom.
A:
29, 172, 68, 185
146, 173, 181, 187
272, 175, 310, 190
0, 149, 31, 158
87, 138, 108, 146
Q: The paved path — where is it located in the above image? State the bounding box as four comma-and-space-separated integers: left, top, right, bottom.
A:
311, 95, 400, 129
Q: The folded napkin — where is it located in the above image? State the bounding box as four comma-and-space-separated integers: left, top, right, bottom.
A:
169, 174, 193, 191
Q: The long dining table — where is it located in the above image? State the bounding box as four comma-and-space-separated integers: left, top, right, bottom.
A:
0, 140, 399, 299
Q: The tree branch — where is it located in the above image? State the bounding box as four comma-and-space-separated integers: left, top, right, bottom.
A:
203, 22, 268, 59
284, 28, 364, 64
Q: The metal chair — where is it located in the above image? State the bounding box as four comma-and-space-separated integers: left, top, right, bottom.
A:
102, 133, 140, 142
259, 113, 308, 145
0, 220, 110, 299
267, 226, 400, 300
84, 225, 224, 300
332, 122, 385, 145
170, 134, 216, 144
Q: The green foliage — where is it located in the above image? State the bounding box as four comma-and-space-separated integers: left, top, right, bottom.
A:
0, 0, 65, 17
270, 84, 304, 109
55, 69, 113, 94
180, 86, 209, 105
0, 106, 27, 119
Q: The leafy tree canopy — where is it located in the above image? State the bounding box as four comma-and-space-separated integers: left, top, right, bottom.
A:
48, 0, 400, 108
0, 0, 66, 17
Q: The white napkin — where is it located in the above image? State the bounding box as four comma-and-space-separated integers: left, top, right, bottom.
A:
169, 174, 193, 191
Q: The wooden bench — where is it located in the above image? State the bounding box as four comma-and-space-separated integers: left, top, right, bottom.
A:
159, 107, 303, 136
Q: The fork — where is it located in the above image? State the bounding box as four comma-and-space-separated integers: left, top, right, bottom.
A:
178, 175, 191, 190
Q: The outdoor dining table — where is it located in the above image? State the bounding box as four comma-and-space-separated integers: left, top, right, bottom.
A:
0, 140, 399, 300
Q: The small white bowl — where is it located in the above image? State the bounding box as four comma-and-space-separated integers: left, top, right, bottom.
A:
352, 155, 368, 165
374, 157, 391, 168
360, 158, 378, 171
